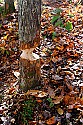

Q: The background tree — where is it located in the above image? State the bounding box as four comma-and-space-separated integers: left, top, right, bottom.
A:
18, 0, 41, 92
4, 0, 15, 13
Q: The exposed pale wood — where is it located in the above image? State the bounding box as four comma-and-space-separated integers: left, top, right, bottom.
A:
20, 49, 40, 92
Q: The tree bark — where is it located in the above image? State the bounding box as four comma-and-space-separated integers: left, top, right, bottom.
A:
18, 0, 41, 92
18, 0, 41, 46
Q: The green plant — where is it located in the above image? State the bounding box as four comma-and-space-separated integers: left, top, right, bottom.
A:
55, 20, 63, 27
0, 6, 4, 14
52, 32, 57, 39
65, 21, 73, 32
67, 14, 74, 18
20, 99, 36, 125
0, 6, 7, 17
51, 8, 64, 28
0, 24, 2, 28
47, 98, 54, 108
51, 15, 64, 27
0, 47, 10, 56
51, 15, 60, 24
51, 8, 73, 32
53, 8, 63, 14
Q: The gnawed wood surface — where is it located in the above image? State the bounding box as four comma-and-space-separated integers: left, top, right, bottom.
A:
20, 49, 40, 92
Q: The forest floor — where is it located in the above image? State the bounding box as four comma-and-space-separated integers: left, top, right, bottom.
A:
0, 0, 83, 125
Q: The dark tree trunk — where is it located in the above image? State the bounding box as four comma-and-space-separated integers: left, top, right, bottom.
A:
4, 0, 15, 13
18, 0, 41, 92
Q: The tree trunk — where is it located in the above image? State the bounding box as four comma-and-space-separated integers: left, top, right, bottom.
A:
4, 0, 15, 13
18, 0, 41, 92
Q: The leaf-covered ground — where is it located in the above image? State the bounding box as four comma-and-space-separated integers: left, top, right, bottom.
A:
0, 0, 83, 125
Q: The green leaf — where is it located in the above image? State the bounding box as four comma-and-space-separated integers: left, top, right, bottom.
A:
0, 47, 5, 54
68, 14, 74, 17
60, 24, 65, 28
65, 21, 73, 31
43, 35, 46, 39
47, 98, 52, 102
5, 50, 10, 55
49, 102, 54, 108
55, 20, 63, 27
0, 24, 2, 28
52, 32, 57, 39
51, 15, 60, 24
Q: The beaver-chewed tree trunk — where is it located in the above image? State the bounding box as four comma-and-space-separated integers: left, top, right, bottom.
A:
18, 0, 41, 92
4, 0, 15, 13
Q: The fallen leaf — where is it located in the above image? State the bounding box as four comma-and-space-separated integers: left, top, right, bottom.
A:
52, 75, 63, 80
36, 99, 42, 103
56, 122, 61, 125
32, 52, 39, 59
9, 88, 15, 94
0, 107, 5, 114
26, 90, 48, 98
57, 108, 64, 115
37, 91, 48, 98
68, 105, 74, 109
28, 121, 37, 125
63, 95, 70, 105
53, 96, 63, 104
46, 116, 56, 125
47, 87, 55, 98
26, 90, 39, 95
13, 71, 20, 79
0, 78, 2, 81
3, 34, 9, 40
